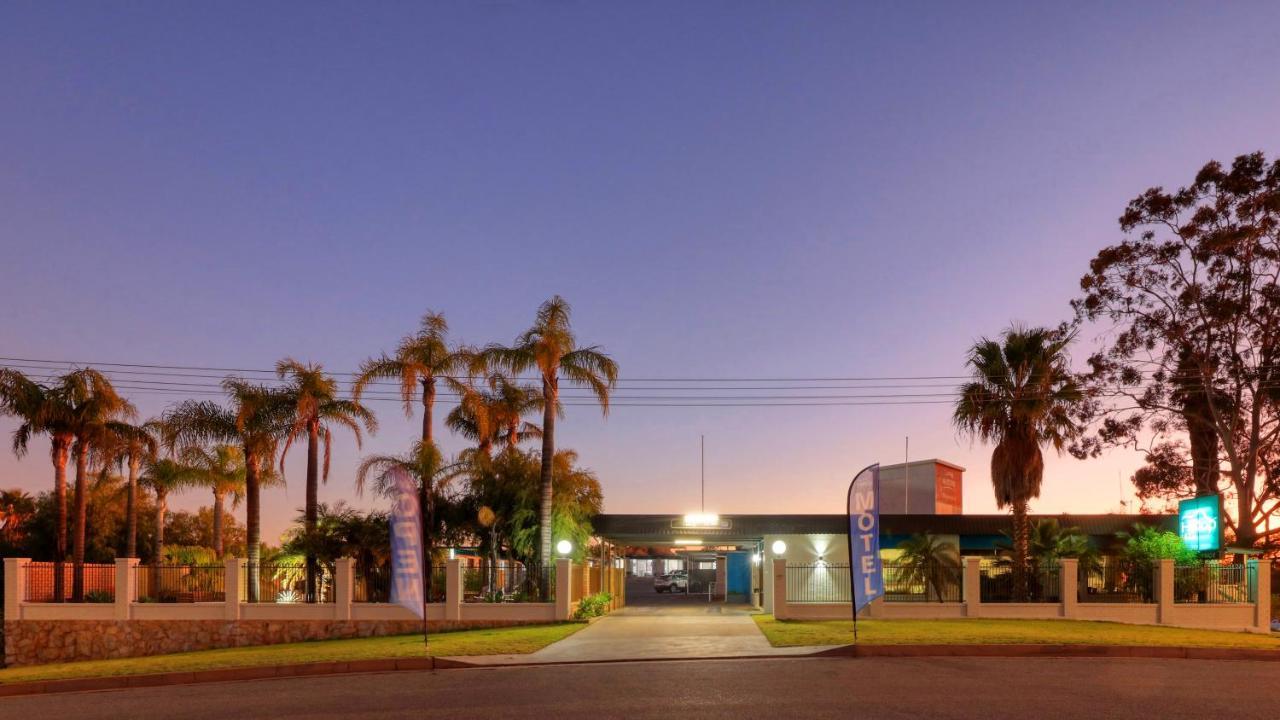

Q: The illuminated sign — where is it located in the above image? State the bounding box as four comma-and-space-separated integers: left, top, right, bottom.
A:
672, 514, 731, 530
1178, 495, 1221, 554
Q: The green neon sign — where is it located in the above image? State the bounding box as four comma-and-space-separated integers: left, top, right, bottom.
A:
1178, 495, 1221, 554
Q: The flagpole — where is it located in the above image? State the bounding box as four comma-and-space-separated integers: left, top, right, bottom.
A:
845, 471, 859, 649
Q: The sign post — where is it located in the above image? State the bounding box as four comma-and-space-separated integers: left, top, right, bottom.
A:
846, 463, 884, 645
1178, 494, 1222, 557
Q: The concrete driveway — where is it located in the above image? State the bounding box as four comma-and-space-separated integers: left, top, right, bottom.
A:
518, 603, 817, 663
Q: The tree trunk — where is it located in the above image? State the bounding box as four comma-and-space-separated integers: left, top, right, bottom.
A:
245, 447, 261, 603
155, 489, 167, 558
538, 376, 557, 567
212, 489, 225, 558
305, 419, 320, 602
125, 454, 140, 559
1012, 498, 1030, 602
422, 377, 435, 445
507, 420, 518, 449
51, 435, 71, 603
72, 439, 88, 602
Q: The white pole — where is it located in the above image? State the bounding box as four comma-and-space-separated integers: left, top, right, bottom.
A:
904, 436, 910, 514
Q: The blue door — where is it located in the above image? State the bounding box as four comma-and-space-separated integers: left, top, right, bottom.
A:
726, 552, 751, 602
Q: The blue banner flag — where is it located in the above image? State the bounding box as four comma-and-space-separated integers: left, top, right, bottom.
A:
389, 467, 424, 619
846, 463, 883, 616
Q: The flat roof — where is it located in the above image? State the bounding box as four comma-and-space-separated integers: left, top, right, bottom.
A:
594, 513, 1175, 541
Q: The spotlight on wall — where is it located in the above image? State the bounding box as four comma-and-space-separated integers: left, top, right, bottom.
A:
751, 553, 761, 565
771, 540, 787, 555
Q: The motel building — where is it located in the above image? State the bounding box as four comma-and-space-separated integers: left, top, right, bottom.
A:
594, 459, 1177, 614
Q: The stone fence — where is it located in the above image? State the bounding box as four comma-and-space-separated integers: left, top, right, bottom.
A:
4, 557, 626, 667
774, 557, 1272, 634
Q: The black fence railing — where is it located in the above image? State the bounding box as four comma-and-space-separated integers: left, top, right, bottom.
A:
980, 562, 1061, 603
883, 561, 963, 603
463, 563, 555, 603
353, 564, 448, 603
785, 564, 851, 603
242, 563, 335, 603
136, 565, 226, 603
1174, 562, 1254, 604
21, 562, 115, 603
1079, 558, 1155, 603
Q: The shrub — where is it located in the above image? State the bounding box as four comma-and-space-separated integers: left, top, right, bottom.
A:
573, 591, 613, 620
84, 590, 113, 604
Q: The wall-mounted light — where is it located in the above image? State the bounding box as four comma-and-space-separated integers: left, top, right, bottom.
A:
751, 552, 761, 565
771, 540, 787, 555
674, 538, 703, 545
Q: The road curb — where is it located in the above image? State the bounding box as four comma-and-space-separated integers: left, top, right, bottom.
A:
811, 643, 1280, 662
3, 644, 1279, 698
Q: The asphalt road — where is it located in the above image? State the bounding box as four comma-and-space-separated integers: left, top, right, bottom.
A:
4, 656, 1278, 719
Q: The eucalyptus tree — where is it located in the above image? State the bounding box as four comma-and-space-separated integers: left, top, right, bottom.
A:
1074, 152, 1280, 549
353, 311, 469, 445
96, 419, 161, 558
484, 296, 617, 565
276, 359, 377, 599
954, 326, 1084, 601
164, 379, 292, 601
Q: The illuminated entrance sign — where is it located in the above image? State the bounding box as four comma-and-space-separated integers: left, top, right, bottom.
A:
672, 513, 731, 530
1178, 495, 1221, 554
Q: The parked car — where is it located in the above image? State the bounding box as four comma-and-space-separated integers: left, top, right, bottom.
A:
654, 571, 688, 593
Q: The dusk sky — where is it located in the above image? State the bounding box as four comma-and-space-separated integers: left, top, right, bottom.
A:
4, 2, 1280, 541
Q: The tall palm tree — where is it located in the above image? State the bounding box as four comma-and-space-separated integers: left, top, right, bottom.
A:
276, 359, 377, 600
164, 379, 291, 601
96, 419, 161, 559
954, 325, 1083, 601
353, 311, 468, 445
491, 376, 544, 450
61, 369, 135, 600
484, 296, 618, 565
448, 374, 544, 457
140, 458, 200, 558
0, 369, 76, 601
356, 441, 463, 567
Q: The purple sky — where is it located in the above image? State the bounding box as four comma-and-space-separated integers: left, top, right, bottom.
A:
3, 3, 1279, 542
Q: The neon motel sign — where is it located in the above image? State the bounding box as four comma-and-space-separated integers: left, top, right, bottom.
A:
1178, 495, 1221, 554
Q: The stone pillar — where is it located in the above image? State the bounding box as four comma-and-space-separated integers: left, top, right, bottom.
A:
114, 557, 139, 620
555, 558, 573, 621
445, 558, 463, 621
1157, 558, 1175, 625
1060, 558, 1078, 619
963, 557, 982, 618
1250, 559, 1272, 632
4, 557, 29, 620
224, 557, 241, 620
771, 558, 788, 619
334, 557, 354, 620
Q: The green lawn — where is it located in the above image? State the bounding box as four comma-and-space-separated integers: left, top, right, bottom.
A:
753, 615, 1280, 650
0, 623, 583, 685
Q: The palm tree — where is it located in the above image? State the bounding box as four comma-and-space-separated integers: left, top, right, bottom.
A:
0, 489, 36, 550
61, 369, 135, 600
164, 379, 292, 601
484, 296, 618, 564
353, 311, 468, 445
140, 458, 200, 558
356, 441, 464, 567
953, 325, 1083, 601
491, 376, 543, 450
183, 444, 276, 557
894, 534, 962, 602
96, 419, 161, 559
276, 359, 377, 600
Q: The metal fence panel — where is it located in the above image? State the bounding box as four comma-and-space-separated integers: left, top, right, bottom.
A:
136, 565, 226, 603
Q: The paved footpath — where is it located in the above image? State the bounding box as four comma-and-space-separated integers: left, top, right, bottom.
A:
5, 656, 1280, 719
461, 602, 825, 665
